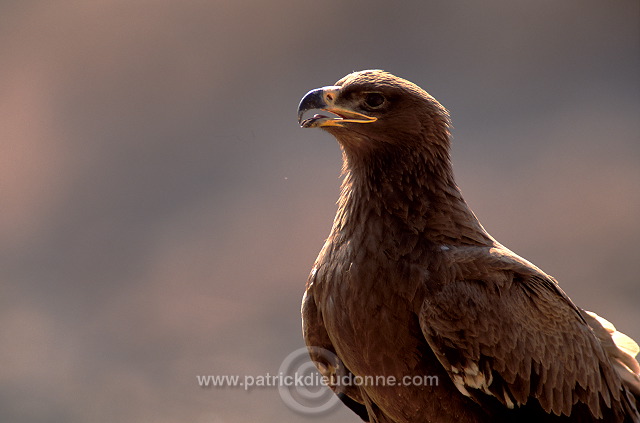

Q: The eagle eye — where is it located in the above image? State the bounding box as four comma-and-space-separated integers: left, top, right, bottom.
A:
364, 92, 386, 109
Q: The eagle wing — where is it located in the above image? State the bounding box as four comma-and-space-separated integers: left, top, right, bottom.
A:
302, 289, 370, 421
419, 245, 632, 419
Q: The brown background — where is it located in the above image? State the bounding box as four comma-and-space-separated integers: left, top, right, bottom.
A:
1, 1, 638, 422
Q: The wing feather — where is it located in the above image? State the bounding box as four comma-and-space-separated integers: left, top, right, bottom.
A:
419, 245, 631, 419
302, 290, 369, 421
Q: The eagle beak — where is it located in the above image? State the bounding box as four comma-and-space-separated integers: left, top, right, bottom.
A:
297, 86, 378, 128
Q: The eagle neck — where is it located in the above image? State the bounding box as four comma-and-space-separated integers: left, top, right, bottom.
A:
334, 143, 493, 250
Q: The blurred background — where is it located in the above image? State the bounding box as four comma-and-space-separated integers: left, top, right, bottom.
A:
1, 1, 638, 422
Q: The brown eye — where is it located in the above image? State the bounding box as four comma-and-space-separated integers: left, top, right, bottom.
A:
364, 92, 385, 109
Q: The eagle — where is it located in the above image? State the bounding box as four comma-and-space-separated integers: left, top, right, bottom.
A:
297, 70, 640, 423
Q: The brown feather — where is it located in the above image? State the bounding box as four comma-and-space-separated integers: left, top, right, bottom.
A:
300, 70, 640, 423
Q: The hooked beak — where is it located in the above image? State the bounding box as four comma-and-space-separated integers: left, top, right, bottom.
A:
297, 86, 377, 128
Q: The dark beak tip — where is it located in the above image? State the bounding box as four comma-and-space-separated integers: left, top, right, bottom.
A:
297, 88, 326, 125
297, 109, 306, 125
